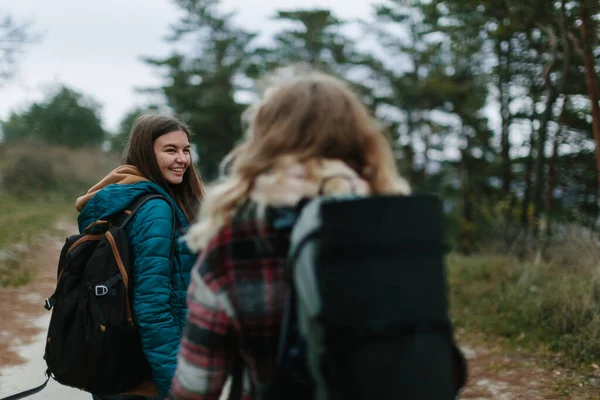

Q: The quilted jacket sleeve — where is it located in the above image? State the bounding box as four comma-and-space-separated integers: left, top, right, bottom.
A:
128, 198, 179, 397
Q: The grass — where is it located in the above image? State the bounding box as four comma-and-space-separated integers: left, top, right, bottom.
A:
1, 257, 37, 287
0, 196, 74, 247
0, 195, 75, 287
447, 246, 600, 367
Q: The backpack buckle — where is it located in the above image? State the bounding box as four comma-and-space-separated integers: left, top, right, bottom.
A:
95, 285, 109, 296
44, 298, 53, 310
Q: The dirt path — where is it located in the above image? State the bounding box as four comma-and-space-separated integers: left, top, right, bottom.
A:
1, 223, 599, 399
0, 222, 88, 399
456, 330, 600, 399
0, 223, 70, 367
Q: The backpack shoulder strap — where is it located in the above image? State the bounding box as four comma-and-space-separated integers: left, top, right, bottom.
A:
119, 193, 177, 227
118, 193, 179, 263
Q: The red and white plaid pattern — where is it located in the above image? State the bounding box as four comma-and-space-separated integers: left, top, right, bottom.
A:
169, 202, 292, 400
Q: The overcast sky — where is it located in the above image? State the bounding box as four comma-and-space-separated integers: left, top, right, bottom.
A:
0, 0, 373, 132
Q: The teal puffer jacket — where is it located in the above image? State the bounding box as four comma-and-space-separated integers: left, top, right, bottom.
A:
78, 181, 196, 397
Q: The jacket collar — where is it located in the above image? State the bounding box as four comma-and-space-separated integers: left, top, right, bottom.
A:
249, 158, 371, 207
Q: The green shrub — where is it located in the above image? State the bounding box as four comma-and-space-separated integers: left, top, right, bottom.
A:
3, 153, 61, 199
0, 144, 120, 199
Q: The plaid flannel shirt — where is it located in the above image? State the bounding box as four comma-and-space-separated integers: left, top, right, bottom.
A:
169, 202, 292, 400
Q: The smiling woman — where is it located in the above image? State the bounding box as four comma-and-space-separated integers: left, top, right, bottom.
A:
153, 131, 192, 185
121, 115, 204, 221
72, 113, 205, 399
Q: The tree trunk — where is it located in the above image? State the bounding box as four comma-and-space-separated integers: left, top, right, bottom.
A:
532, 88, 558, 236
547, 0, 572, 237
405, 112, 416, 187
521, 122, 537, 229
579, 0, 600, 187
532, 21, 561, 237
421, 121, 430, 183
459, 132, 473, 255
499, 39, 512, 199
546, 130, 559, 237
592, 178, 600, 232
404, 143, 415, 186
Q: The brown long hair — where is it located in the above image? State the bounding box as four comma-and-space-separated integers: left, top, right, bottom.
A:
186, 72, 409, 250
123, 114, 205, 222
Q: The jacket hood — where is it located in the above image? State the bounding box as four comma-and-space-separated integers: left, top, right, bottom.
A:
249, 158, 371, 207
75, 165, 148, 211
76, 166, 188, 233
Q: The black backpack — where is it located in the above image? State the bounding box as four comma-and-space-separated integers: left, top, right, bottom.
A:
258, 194, 467, 400
0, 193, 177, 400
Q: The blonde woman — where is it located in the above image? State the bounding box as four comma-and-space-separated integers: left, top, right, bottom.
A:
169, 72, 410, 400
